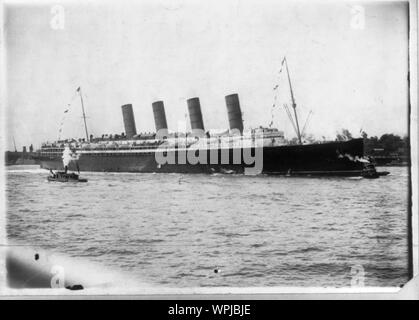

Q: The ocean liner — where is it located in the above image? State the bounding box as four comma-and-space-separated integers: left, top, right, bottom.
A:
36, 59, 380, 177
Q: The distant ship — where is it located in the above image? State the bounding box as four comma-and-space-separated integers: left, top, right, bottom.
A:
35, 59, 383, 178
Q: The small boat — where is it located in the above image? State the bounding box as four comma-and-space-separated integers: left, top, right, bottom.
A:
362, 164, 388, 179
47, 167, 88, 183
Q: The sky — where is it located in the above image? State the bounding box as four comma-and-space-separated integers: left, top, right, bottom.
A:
3, 0, 410, 150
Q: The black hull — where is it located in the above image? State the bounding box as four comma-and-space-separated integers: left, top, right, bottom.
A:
47, 176, 88, 183
38, 139, 367, 176
5, 152, 40, 166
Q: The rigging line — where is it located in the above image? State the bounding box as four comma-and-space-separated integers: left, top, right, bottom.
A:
269, 56, 290, 130
284, 57, 302, 144
286, 111, 297, 136
301, 110, 313, 137
57, 89, 81, 140
269, 107, 274, 127
269, 57, 286, 128
78, 87, 90, 142
13, 136, 17, 152
64, 89, 79, 111
270, 93, 279, 128
58, 105, 72, 140
284, 103, 299, 137
283, 103, 294, 125
285, 105, 298, 137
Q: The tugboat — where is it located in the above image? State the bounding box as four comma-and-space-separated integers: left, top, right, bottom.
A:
47, 145, 88, 182
361, 163, 390, 179
47, 166, 88, 183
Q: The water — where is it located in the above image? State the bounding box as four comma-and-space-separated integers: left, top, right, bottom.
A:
5, 165, 410, 287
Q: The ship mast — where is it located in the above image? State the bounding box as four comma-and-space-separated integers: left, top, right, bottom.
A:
77, 87, 90, 142
13, 136, 17, 152
284, 57, 302, 144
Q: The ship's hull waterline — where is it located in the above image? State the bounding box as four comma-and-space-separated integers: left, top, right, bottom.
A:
38, 139, 367, 176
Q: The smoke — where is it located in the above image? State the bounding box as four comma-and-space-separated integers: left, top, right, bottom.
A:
355, 157, 370, 163
62, 146, 80, 167
338, 152, 370, 163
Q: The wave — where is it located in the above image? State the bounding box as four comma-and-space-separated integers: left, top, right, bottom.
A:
213, 232, 248, 238
7, 168, 47, 174
105, 248, 138, 255
250, 243, 266, 248
130, 238, 165, 245
67, 213, 86, 218
288, 247, 324, 254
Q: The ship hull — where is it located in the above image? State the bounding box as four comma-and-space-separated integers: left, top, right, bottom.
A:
38, 139, 366, 176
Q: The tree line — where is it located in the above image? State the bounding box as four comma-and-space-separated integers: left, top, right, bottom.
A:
336, 129, 409, 156
287, 129, 409, 157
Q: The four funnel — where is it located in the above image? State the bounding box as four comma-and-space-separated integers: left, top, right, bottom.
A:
121, 94, 244, 138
